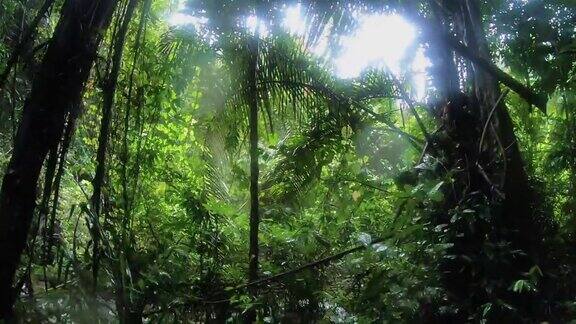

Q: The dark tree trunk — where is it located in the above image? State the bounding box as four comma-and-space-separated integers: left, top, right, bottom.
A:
91, 0, 138, 292
245, 33, 260, 324
39, 146, 58, 263
39, 147, 58, 222
420, 0, 553, 321
464, 0, 547, 254
0, 0, 118, 319
44, 115, 75, 264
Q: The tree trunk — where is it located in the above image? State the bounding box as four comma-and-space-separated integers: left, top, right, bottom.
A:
0, 0, 118, 319
464, 0, 547, 254
245, 32, 260, 323
427, 0, 459, 101
39, 146, 58, 263
421, 0, 551, 321
91, 0, 138, 292
45, 115, 75, 262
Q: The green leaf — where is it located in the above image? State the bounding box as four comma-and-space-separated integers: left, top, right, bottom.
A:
427, 181, 444, 202
482, 302, 493, 318
510, 279, 536, 293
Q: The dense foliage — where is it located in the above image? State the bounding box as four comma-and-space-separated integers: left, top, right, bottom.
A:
0, 0, 574, 322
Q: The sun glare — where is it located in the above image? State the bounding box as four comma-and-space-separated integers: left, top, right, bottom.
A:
282, 7, 427, 97
334, 14, 417, 78
168, 13, 208, 31
245, 15, 270, 37
170, 4, 428, 98
284, 4, 307, 36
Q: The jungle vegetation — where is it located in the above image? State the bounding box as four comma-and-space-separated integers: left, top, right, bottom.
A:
0, 0, 575, 322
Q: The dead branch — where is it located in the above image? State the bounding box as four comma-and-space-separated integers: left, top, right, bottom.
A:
234, 235, 393, 291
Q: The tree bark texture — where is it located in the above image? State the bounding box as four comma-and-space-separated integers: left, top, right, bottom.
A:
245, 33, 260, 324
422, 1, 553, 321
0, 0, 118, 318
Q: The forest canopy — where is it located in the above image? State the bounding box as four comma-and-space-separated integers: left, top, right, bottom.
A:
0, 0, 575, 322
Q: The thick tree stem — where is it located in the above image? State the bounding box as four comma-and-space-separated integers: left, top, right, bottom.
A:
465, 0, 545, 252
245, 31, 260, 324
0, 0, 118, 318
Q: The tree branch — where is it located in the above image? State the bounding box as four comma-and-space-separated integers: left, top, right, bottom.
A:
234, 235, 392, 291
0, 0, 56, 92
444, 34, 547, 113
408, 11, 547, 113
422, 29, 548, 113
